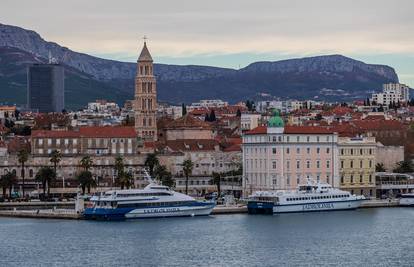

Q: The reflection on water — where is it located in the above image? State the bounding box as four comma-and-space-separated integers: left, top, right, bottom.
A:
0, 208, 413, 266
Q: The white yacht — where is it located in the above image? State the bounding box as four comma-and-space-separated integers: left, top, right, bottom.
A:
248, 180, 365, 214
399, 193, 414, 206
83, 172, 215, 220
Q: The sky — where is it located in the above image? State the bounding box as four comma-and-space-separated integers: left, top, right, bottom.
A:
1, 0, 413, 86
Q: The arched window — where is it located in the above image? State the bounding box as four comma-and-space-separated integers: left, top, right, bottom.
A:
143, 118, 146, 126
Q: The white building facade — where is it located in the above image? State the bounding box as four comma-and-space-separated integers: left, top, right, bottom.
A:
371, 83, 411, 105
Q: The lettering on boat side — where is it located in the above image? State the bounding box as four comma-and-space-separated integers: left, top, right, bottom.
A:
143, 207, 180, 214
302, 203, 334, 210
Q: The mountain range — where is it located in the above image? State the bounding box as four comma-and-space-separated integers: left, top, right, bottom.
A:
0, 23, 399, 109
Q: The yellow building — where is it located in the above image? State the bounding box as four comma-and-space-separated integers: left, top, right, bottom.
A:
338, 136, 376, 197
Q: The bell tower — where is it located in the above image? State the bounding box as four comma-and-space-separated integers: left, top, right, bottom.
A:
134, 40, 157, 141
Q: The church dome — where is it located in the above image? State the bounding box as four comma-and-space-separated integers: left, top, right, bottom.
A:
267, 109, 284, 128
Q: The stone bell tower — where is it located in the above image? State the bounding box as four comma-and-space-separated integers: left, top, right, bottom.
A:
134, 40, 157, 141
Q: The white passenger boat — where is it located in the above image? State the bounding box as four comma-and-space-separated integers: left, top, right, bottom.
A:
83, 172, 215, 220
399, 193, 414, 206
247, 180, 365, 214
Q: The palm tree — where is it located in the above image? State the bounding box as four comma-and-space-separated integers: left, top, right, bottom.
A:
154, 164, 174, 187
114, 156, 124, 176
35, 167, 56, 197
76, 170, 96, 194
182, 159, 194, 195
212, 172, 222, 199
144, 153, 159, 176
49, 149, 62, 174
80, 156, 93, 171
375, 163, 386, 172
393, 160, 414, 173
0, 172, 18, 200
17, 148, 29, 198
118, 172, 133, 190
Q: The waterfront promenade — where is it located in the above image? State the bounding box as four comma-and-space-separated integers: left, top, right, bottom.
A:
0, 199, 402, 220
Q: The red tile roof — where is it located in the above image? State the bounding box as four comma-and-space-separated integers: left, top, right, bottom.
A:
32, 126, 136, 138
284, 125, 336, 134
156, 139, 219, 152
244, 126, 267, 135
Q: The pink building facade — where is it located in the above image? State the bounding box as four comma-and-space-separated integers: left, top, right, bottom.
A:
242, 123, 339, 196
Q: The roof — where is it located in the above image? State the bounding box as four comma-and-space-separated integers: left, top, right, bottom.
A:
138, 42, 153, 62
0, 106, 16, 111
32, 126, 136, 138
156, 139, 219, 152
164, 114, 211, 130
244, 125, 336, 135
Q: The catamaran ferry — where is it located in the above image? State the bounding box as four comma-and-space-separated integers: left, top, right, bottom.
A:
248, 180, 365, 214
83, 173, 215, 220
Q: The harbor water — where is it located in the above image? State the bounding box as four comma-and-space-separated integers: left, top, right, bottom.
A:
0, 208, 413, 266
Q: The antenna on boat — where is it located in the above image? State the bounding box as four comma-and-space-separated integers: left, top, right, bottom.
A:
143, 168, 155, 184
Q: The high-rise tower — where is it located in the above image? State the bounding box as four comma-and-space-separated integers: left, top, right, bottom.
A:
134, 41, 157, 141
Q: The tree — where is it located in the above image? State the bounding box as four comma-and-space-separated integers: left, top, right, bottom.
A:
80, 156, 93, 171
77, 170, 96, 194
236, 109, 241, 117
35, 167, 56, 196
212, 172, 222, 199
144, 153, 159, 176
118, 171, 133, 189
182, 159, 194, 195
114, 156, 133, 189
154, 164, 174, 187
17, 149, 29, 198
209, 110, 216, 122
49, 149, 62, 174
181, 103, 187, 116
393, 160, 414, 173
375, 163, 386, 172
315, 113, 323, 121
0, 172, 18, 200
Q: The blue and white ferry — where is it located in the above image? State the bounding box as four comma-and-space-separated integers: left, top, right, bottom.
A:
83, 173, 215, 220
247, 180, 365, 214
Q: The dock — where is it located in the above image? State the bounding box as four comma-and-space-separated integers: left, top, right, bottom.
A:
0, 199, 404, 220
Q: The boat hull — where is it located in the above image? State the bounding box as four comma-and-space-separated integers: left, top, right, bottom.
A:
83, 203, 215, 220
248, 200, 364, 214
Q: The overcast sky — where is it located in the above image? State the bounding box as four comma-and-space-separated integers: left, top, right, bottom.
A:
1, 0, 413, 86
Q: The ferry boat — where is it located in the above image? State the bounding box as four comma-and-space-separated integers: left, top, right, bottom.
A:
83, 172, 215, 220
247, 180, 365, 214
399, 193, 414, 206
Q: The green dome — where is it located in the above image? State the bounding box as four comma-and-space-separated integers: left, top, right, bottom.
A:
268, 109, 284, 127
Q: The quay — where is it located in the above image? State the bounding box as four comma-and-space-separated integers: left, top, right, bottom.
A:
0, 199, 403, 220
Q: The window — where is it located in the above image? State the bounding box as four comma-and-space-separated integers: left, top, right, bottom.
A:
316, 161, 320, 168
286, 148, 290, 154
350, 175, 354, 183
56, 139, 60, 145
286, 176, 290, 186
64, 139, 69, 145
350, 161, 354, 168
360, 149, 363, 155
341, 176, 344, 184
326, 148, 330, 154
296, 160, 300, 169
47, 139, 52, 145
369, 174, 372, 183
351, 149, 354, 155
317, 136, 320, 142
287, 136, 290, 142
316, 147, 320, 154
296, 148, 300, 154
272, 136, 276, 142
360, 160, 363, 168
369, 160, 372, 168
73, 148, 77, 154
327, 160, 330, 169
369, 149, 372, 155
341, 149, 344, 155
286, 161, 290, 170
360, 175, 363, 183
306, 161, 310, 169
341, 161, 344, 168
272, 148, 277, 154
297, 176, 300, 184
38, 139, 43, 145
296, 136, 300, 142
272, 161, 277, 169
307, 147, 310, 154
307, 136, 310, 142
